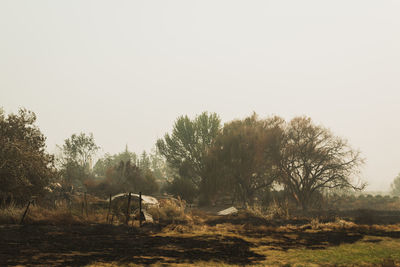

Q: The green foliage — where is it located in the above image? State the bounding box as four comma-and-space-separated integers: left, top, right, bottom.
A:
0, 108, 55, 202
202, 113, 283, 206
391, 173, 400, 196
60, 132, 99, 168
157, 112, 221, 188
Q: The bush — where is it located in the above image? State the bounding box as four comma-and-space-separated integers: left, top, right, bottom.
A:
147, 198, 190, 224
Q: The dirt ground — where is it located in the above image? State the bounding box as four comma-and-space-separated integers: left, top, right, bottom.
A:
0, 224, 264, 266
1, 217, 400, 266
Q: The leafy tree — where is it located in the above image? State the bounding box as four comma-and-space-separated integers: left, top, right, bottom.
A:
278, 117, 365, 211
58, 132, 99, 188
156, 112, 221, 188
391, 173, 400, 196
60, 133, 99, 169
0, 108, 55, 203
202, 114, 282, 206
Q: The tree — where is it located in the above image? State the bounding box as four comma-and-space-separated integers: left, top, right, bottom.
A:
156, 112, 221, 188
58, 132, 99, 188
149, 146, 171, 183
278, 117, 365, 211
93, 145, 137, 178
138, 151, 151, 170
60, 133, 100, 169
391, 173, 400, 196
202, 114, 282, 206
0, 108, 55, 203
104, 160, 159, 196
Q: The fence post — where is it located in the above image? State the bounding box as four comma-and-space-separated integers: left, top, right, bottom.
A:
125, 192, 131, 225
20, 200, 32, 225
106, 194, 112, 223
139, 191, 142, 227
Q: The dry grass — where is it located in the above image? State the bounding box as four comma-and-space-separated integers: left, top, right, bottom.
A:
2, 203, 400, 266
0, 202, 109, 225
147, 197, 194, 225
0, 202, 24, 224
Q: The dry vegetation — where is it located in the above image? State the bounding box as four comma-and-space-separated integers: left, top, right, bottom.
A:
1, 198, 400, 267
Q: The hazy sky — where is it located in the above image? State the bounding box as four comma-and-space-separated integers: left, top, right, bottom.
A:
1, 0, 400, 191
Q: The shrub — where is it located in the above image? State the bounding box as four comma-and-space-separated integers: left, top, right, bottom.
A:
164, 178, 197, 203
147, 198, 190, 224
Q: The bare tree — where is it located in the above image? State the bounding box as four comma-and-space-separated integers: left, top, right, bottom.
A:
278, 117, 365, 211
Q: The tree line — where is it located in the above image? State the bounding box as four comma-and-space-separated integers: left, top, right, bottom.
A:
156, 112, 365, 210
3, 107, 398, 211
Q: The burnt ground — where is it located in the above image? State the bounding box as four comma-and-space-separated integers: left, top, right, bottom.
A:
1, 222, 400, 266
0, 224, 263, 266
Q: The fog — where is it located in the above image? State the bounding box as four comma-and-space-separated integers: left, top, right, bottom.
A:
1, 0, 399, 191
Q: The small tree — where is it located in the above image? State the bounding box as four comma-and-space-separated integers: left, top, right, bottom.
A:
278, 117, 365, 211
58, 132, 99, 188
391, 173, 400, 196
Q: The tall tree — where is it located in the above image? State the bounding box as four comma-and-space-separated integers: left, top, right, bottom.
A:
202, 114, 282, 205
0, 108, 55, 202
278, 117, 365, 210
156, 112, 221, 188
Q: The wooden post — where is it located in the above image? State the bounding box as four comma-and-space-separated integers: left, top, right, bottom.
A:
125, 192, 131, 225
106, 194, 112, 223
20, 200, 32, 225
139, 191, 142, 227
84, 192, 88, 217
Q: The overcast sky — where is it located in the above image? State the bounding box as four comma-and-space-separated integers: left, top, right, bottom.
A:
1, 0, 400, 191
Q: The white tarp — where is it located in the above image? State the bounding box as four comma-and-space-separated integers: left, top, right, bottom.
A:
217, 206, 238, 216
142, 211, 154, 223
111, 193, 159, 206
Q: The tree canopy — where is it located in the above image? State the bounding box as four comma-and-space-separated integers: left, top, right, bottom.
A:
156, 112, 221, 188
0, 108, 55, 202
202, 114, 282, 206
0, 107, 367, 210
